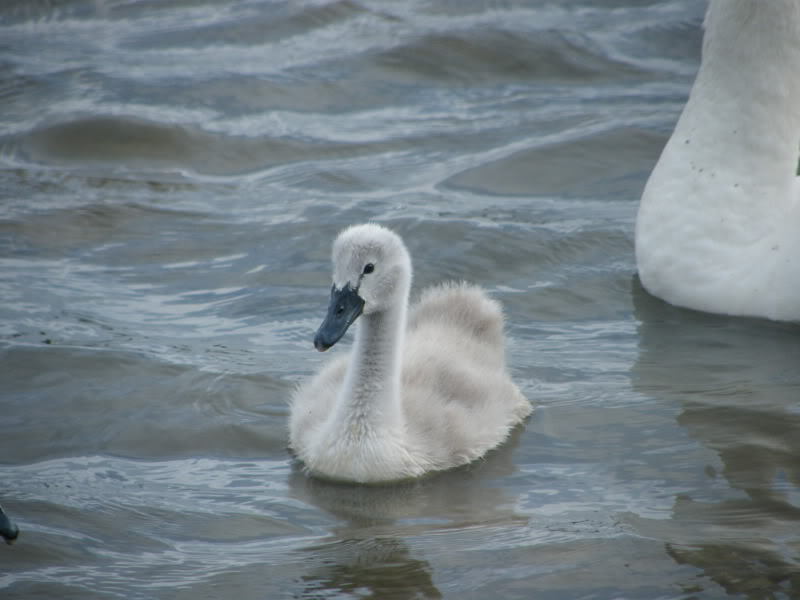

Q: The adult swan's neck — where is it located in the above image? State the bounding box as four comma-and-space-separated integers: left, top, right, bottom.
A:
636, 0, 800, 321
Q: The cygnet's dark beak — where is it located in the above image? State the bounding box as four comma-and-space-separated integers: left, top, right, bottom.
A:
313, 282, 365, 352
0, 505, 19, 545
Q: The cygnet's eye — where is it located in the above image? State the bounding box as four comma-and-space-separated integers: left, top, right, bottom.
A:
363, 263, 375, 274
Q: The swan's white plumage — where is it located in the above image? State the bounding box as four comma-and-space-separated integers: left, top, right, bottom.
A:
635, 0, 800, 321
289, 224, 531, 483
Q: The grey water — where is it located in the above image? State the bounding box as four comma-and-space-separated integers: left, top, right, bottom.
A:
1, 1, 798, 598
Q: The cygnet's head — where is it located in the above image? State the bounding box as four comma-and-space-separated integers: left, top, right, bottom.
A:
314, 223, 412, 351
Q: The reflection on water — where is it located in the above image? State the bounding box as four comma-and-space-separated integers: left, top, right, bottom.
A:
287, 427, 528, 599
631, 278, 800, 598
299, 537, 441, 600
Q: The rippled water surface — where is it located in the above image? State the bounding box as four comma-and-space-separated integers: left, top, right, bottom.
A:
2, 1, 799, 598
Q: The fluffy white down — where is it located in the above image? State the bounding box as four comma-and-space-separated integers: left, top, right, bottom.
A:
289, 224, 531, 483
635, 0, 800, 321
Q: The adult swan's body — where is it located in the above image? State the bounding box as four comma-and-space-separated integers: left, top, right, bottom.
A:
635, 0, 800, 321
289, 224, 531, 483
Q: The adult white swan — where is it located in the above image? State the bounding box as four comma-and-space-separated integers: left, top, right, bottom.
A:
289, 223, 531, 483
635, 0, 800, 321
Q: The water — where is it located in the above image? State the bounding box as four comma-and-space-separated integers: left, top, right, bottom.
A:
1, 1, 798, 598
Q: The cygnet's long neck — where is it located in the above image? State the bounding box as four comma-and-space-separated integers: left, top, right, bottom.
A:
333, 294, 408, 437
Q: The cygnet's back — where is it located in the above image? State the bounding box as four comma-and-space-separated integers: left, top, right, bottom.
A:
399, 282, 530, 467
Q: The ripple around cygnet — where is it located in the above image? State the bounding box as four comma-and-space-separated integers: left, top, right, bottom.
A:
0, 458, 317, 596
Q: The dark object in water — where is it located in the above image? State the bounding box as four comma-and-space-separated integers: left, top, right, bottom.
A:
0, 504, 19, 545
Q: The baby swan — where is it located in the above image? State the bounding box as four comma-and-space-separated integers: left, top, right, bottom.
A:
289, 224, 531, 483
